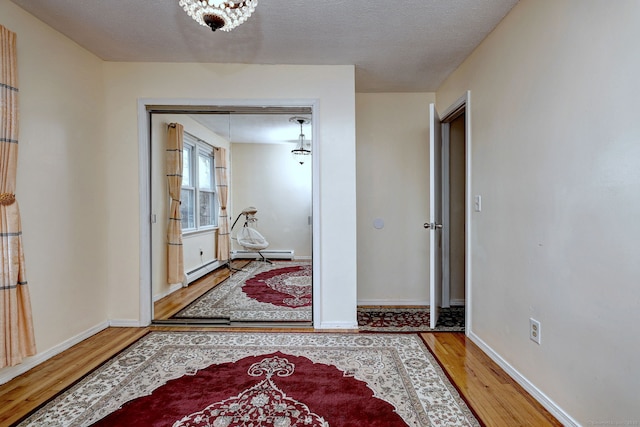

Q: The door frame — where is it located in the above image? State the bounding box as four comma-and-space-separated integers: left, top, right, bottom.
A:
137, 98, 320, 327
439, 91, 472, 334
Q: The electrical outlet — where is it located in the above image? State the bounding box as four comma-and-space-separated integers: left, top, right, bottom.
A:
529, 318, 541, 344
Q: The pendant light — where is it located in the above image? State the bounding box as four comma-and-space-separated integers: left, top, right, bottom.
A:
290, 116, 311, 165
179, 0, 258, 32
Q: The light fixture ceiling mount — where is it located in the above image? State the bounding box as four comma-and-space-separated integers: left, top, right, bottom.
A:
289, 116, 311, 165
179, 0, 258, 32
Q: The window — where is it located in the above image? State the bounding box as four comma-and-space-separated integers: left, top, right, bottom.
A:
198, 153, 215, 227
180, 133, 217, 231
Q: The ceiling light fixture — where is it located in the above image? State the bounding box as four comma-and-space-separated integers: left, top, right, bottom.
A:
289, 116, 311, 165
179, 0, 258, 32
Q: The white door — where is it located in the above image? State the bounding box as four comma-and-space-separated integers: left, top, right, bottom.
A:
427, 103, 443, 329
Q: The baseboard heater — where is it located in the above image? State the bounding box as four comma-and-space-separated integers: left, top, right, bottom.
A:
231, 250, 294, 260
185, 259, 222, 285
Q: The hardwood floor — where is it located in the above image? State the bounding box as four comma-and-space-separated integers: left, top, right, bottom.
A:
154, 259, 252, 320
421, 333, 562, 427
1, 266, 560, 426
0, 327, 149, 426
0, 327, 560, 426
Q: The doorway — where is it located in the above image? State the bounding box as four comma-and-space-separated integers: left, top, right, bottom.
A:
440, 92, 471, 333
443, 112, 466, 308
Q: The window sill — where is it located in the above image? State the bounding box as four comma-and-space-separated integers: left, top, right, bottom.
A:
182, 227, 218, 237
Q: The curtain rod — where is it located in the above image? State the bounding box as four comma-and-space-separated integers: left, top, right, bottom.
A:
167, 124, 220, 150
184, 130, 213, 147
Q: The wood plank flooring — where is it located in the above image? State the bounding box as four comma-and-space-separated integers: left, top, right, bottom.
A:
154, 259, 252, 320
0, 327, 149, 427
0, 328, 560, 426
0, 264, 560, 426
421, 332, 562, 426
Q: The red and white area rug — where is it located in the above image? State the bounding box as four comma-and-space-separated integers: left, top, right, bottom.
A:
358, 307, 465, 332
173, 261, 312, 322
18, 332, 480, 426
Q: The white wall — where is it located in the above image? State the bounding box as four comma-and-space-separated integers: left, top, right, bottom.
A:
103, 63, 357, 328
437, 0, 640, 424
356, 93, 435, 305
231, 142, 312, 259
0, 2, 108, 362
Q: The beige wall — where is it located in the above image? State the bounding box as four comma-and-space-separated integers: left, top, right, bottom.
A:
438, 0, 640, 423
230, 142, 312, 259
0, 5, 357, 377
103, 63, 357, 328
0, 2, 108, 357
356, 93, 435, 304
0, 1, 358, 373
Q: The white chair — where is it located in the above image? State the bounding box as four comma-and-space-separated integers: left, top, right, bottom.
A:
231, 207, 273, 264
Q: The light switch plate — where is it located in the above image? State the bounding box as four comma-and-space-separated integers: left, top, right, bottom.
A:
474, 195, 482, 212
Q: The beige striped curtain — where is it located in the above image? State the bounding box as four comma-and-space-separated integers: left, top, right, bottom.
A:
214, 147, 230, 262
166, 123, 184, 284
0, 25, 37, 368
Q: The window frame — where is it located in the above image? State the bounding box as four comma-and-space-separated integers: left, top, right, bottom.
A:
180, 132, 218, 234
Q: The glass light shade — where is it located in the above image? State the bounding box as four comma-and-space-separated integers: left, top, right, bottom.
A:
291, 147, 311, 165
179, 0, 258, 32
289, 116, 311, 164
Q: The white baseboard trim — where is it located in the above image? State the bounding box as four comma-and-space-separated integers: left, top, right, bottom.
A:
294, 256, 312, 261
317, 321, 358, 330
153, 282, 184, 303
467, 331, 579, 427
357, 299, 429, 306
0, 321, 110, 385
186, 260, 222, 285
357, 300, 465, 307
153, 260, 228, 302
232, 250, 294, 260
108, 319, 146, 327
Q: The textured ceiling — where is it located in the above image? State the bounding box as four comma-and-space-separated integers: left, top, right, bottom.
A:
10, 0, 519, 92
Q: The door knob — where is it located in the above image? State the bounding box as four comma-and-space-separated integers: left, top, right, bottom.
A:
424, 222, 443, 229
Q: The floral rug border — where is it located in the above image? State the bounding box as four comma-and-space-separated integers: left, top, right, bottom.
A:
18, 332, 480, 427
173, 261, 312, 322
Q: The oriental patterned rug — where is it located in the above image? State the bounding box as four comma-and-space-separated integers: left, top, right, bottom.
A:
358, 307, 465, 332
18, 332, 480, 427
173, 261, 312, 322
